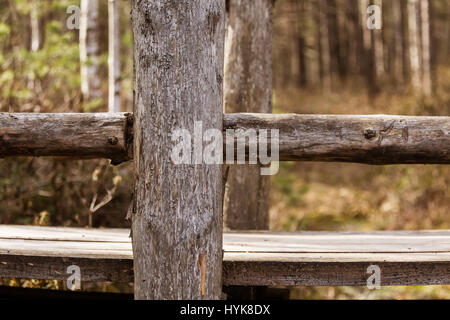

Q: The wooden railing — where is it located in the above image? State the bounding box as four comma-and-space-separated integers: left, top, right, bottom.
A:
1, 112, 449, 164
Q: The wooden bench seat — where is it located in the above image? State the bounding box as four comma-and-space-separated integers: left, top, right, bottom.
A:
0, 225, 449, 286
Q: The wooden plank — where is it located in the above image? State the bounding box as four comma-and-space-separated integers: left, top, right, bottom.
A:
0, 225, 129, 242
3, 226, 450, 253
1, 113, 449, 164
224, 230, 450, 253
0, 112, 133, 165
0, 239, 131, 259
222, 260, 450, 286
0, 255, 133, 282
1, 226, 450, 286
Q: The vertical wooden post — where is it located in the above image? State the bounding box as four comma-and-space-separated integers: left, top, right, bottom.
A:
223, 0, 273, 230
222, 0, 274, 300
131, 0, 225, 299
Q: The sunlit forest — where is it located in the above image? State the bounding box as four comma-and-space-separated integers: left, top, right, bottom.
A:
0, 0, 449, 299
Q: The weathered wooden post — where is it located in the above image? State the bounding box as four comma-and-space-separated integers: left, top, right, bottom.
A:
223, 0, 274, 299
224, 0, 273, 230
131, 0, 225, 299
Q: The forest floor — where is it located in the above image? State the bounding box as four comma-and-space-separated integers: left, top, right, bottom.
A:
271, 71, 450, 299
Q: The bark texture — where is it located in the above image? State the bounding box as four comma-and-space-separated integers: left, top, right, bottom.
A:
223, 0, 272, 230
2, 113, 450, 165
131, 0, 225, 299
224, 113, 450, 164
80, 0, 102, 102
0, 112, 132, 164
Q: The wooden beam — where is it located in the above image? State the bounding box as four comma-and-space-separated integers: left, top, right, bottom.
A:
1, 226, 450, 286
224, 113, 450, 164
1, 113, 449, 164
0, 112, 132, 165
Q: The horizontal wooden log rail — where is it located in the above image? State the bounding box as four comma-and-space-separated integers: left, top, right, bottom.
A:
0, 113, 133, 165
1, 112, 449, 164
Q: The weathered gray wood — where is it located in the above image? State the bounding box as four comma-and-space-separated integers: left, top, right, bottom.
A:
224, 113, 450, 164
0, 112, 133, 164
2, 113, 449, 164
0, 255, 133, 282
130, 0, 225, 299
1, 226, 450, 286
223, 0, 272, 230
222, 259, 450, 286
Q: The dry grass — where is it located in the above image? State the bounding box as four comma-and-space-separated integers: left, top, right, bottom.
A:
270, 70, 450, 299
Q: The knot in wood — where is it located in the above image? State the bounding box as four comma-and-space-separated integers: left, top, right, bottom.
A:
107, 136, 119, 145
363, 129, 377, 140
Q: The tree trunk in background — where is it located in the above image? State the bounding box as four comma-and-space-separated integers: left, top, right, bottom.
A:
408, 0, 421, 91
391, 0, 405, 84
318, 0, 331, 90
80, 0, 102, 103
297, 0, 307, 88
373, 0, 384, 79
131, 0, 224, 299
420, 0, 432, 95
326, 0, 343, 81
345, 0, 361, 75
30, 1, 40, 52
224, 0, 272, 230
108, 0, 121, 112
360, 0, 377, 95
400, 0, 410, 83
428, 0, 436, 92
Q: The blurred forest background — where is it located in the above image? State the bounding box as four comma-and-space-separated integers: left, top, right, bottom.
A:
0, 0, 449, 298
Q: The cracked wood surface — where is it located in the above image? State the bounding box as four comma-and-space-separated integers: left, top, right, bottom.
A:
130, 0, 225, 299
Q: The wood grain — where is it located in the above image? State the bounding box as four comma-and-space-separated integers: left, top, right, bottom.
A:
0, 112, 133, 165
2, 113, 449, 164
224, 113, 450, 164
1, 225, 450, 286
130, 0, 225, 300
223, 0, 273, 230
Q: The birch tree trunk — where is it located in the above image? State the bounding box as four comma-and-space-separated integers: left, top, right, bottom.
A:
108, 0, 121, 112
80, 0, 102, 103
420, 0, 432, 96
30, 1, 40, 52
223, 0, 272, 230
131, 0, 225, 300
408, 0, 421, 91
